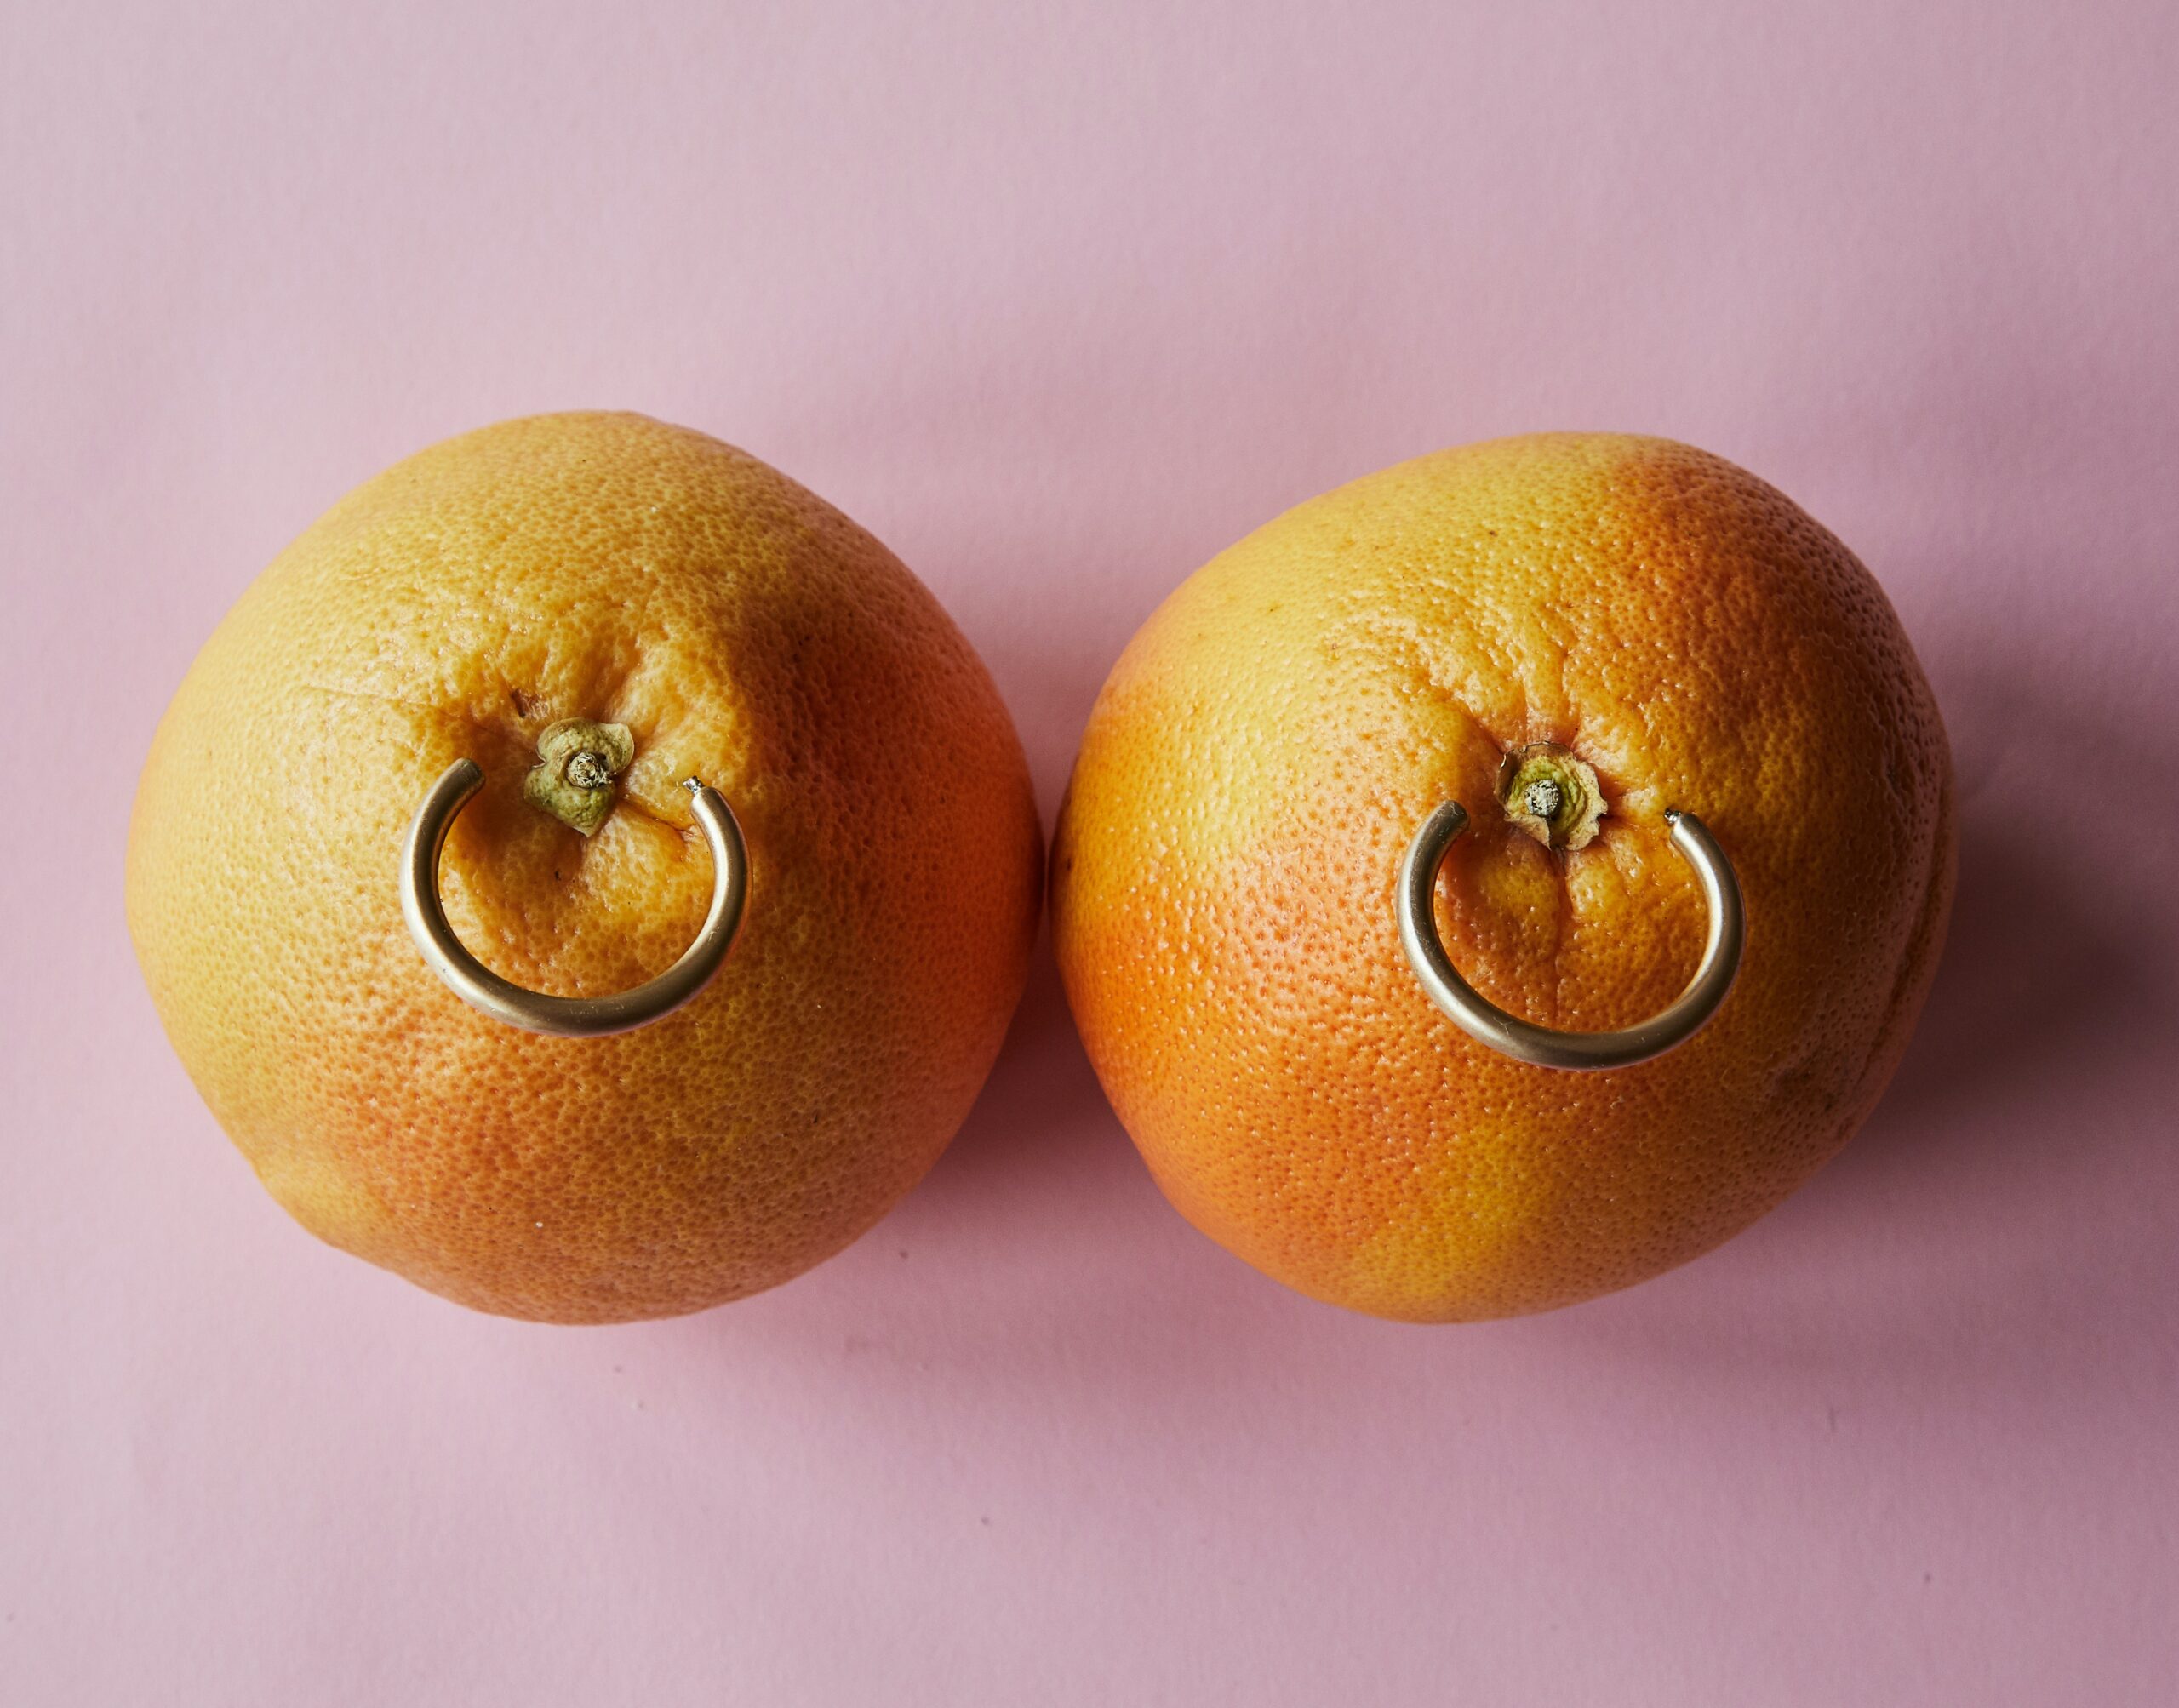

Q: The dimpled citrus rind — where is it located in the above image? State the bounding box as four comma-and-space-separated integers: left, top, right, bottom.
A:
1052, 432, 1953, 1321
127, 413, 1043, 1322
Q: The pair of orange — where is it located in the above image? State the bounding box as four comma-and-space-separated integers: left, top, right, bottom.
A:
127, 414, 1953, 1324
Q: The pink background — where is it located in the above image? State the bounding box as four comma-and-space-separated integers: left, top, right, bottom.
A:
5, 3, 2176, 1702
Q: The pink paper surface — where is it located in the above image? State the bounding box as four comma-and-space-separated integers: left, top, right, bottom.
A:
4, 3, 2176, 1702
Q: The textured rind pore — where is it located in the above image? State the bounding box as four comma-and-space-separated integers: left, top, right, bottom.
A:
1050, 433, 1955, 1322
126, 413, 1043, 1322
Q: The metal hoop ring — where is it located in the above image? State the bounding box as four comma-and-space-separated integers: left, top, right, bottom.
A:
1396, 802, 1743, 1071
399, 759, 748, 1037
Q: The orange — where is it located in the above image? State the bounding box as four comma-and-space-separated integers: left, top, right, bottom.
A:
127, 413, 1041, 1322
1052, 434, 1953, 1321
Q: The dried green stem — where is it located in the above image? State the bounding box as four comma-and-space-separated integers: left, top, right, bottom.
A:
523, 718, 634, 836
1501, 743, 1604, 850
